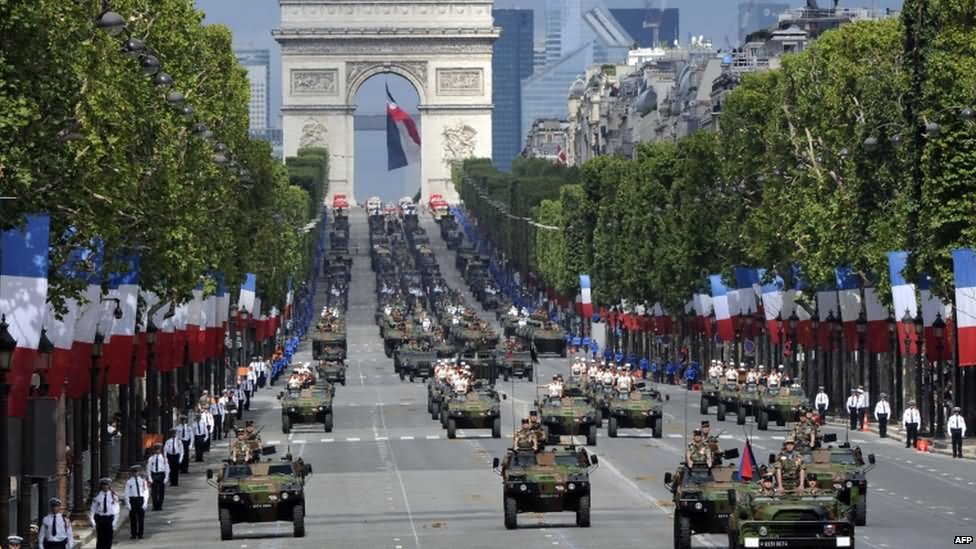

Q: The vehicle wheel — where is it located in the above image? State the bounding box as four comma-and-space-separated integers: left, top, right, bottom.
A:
504, 496, 518, 530
324, 412, 334, 433
293, 504, 305, 538
503, 371, 509, 382
699, 396, 709, 415
607, 417, 618, 438
560, 347, 567, 358
492, 417, 501, 438
854, 495, 867, 526
576, 495, 591, 527
652, 416, 663, 439
440, 408, 448, 428
586, 424, 597, 446
427, 398, 434, 414
399, 369, 405, 381
448, 419, 457, 439
219, 508, 233, 540
527, 368, 533, 382
595, 408, 603, 424
728, 529, 739, 549
776, 417, 786, 427
674, 514, 692, 549
340, 378, 346, 386
431, 405, 440, 421
409, 374, 415, 383
737, 406, 747, 426
758, 410, 769, 431
282, 415, 292, 434
717, 402, 726, 421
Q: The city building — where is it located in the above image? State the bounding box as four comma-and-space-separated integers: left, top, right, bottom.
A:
234, 49, 271, 133
492, 9, 535, 172
522, 118, 569, 163
738, 2, 789, 43
521, 0, 634, 143
609, 8, 679, 48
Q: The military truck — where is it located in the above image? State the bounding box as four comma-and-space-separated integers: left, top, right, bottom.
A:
716, 381, 739, 422
663, 457, 740, 549
605, 387, 667, 438
733, 382, 762, 426
516, 318, 567, 357
537, 388, 600, 446
278, 387, 334, 433
492, 446, 599, 529
756, 385, 809, 430
206, 456, 312, 540
495, 345, 533, 382
726, 485, 855, 549
439, 387, 504, 438
312, 334, 346, 362
805, 445, 876, 526
394, 346, 436, 382
699, 378, 723, 414
316, 359, 346, 386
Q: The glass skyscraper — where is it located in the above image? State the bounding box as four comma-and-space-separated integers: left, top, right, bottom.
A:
234, 49, 271, 133
492, 9, 534, 172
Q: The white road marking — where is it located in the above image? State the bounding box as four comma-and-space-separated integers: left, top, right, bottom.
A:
666, 434, 682, 438
400, 436, 415, 440
321, 438, 334, 442
266, 440, 281, 445
346, 437, 361, 441
771, 435, 785, 440
376, 436, 389, 441
598, 454, 672, 516
719, 434, 734, 439
426, 435, 440, 440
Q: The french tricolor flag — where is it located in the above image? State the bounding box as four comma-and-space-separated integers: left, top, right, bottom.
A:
863, 281, 891, 353
816, 289, 840, 350
43, 299, 77, 398
103, 256, 139, 385
285, 277, 293, 321
951, 249, 976, 367
761, 273, 785, 344
887, 251, 918, 354
386, 85, 421, 171
919, 273, 952, 362
693, 293, 712, 334
0, 214, 51, 416
579, 275, 593, 319
835, 266, 863, 351
66, 247, 103, 399
710, 274, 733, 342
172, 302, 189, 371
216, 277, 229, 360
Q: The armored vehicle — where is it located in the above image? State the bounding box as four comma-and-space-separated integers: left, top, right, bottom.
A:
315, 359, 346, 386
699, 378, 723, 414
716, 381, 739, 422
605, 387, 667, 438
516, 318, 567, 357
757, 385, 809, 430
439, 386, 504, 438
312, 332, 346, 361
727, 485, 855, 549
207, 456, 312, 540
537, 388, 599, 446
733, 382, 762, 426
394, 345, 436, 382
663, 458, 740, 549
278, 387, 334, 433
492, 446, 599, 529
495, 344, 533, 382
587, 383, 616, 423
427, 378, 451, 420
804, 445, 876, 526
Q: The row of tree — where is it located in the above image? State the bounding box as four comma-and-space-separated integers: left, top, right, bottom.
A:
458, 5, 976, 313
0, 0, 321, 311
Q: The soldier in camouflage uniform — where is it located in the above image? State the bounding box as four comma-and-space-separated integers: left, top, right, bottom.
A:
528, 411, 546, 449
758, 473, 777, 495
230, 429, 252, 464
803, 473, 822, 494
685, 429, 713, 468
513, 418, 538, 452
700, 421, 722, 465
775, 438, 805, 492
791, 408, 818, 451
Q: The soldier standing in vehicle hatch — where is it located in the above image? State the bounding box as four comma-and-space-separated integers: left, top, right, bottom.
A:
758, 473, 777, 495
513, 418, 538, 452
775, 438, 805, 492
686, 429, 713, 468
700, 421, 721, 465
528, 411, 546, 449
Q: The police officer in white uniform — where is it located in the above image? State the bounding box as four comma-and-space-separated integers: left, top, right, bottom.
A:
846, 389, 860, 431
174, 415, 193, 473
147, 442, 169, 509
948, 406, 967, 458
193, 413, 210, 462
38, 497, 73, 549
124, 465, 149, 539
873, 393, 891, 438
90, 478, 120, 549
163, 428, 184, 486
814, 386, 829, 423
902, 400, 921, 449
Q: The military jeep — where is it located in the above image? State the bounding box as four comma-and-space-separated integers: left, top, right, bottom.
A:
315, 359, 347, 386
394, 347, 436, 382
206, 457, 312, 540
427, 378, 451, 420
727, 485, 855, 549
663, 458, 740, 549
537, 388, 600, 446
756, 385, 809, 430
804, 445, 876, 526
439, 387, 504, 439
278, 387, 334, 433
606, 387, 667, 438
699, 378, 723, 414
492, 446, 599, 529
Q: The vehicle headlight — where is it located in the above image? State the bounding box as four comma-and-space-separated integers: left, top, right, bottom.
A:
289, 407, 296, 413
694, 502, 703, 510
758, 526, 768, 536
845, 481, 853, 488
823, 524, 835, 536
568, 483, 576, 491
268, 495, 278, 501
232, 495, 240, 502
519, 484, 528, 492
281, 492, 289, 500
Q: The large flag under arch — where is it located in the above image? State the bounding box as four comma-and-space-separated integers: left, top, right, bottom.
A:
386, 84, 421, 170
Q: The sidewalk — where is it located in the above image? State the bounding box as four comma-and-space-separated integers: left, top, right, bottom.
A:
823, 415, 975, 459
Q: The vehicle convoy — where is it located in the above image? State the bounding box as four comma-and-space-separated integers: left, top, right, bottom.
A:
495, 339, 533, 382
439, 386, 504, 438
605, 386, 667, 438
207, 453, 312, 540
515, 317, 567, 357
699, 377, 722, 414
315, 359, 347, 386
394, 344, 436, 382
727, 484, 855, 549
278, 387, 334, 433
663, 457, 740, 549
492, 446, 599, 529
756, 385, 809, 430
537, 387, 600, 446
805, 445, 876, 526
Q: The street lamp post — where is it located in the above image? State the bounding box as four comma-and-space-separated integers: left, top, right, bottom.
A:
933, 313, 946, 439
788, 310, 799, 384
855, 311, 868, 392
902, 309, 916, 419
914, 312, 925, 432
20, 330, 54, 540
0, 315, 18, 543
775, 312, 785, 374
742, 310, 755, 368
239, 306, 250, 370
146, 321, 158, 434
811, 313, 821, 397
90, 331, 104, 499
829, 311, 843, 407
735, 311, 745, 366
754, 308, 766, 371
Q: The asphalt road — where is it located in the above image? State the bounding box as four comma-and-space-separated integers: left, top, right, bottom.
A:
101, 210, 975, 549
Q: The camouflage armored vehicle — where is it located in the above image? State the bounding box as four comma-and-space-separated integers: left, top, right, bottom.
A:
439, 386, 503, 439
727, 484, 855, 549
495, 342, 533, 382
492, 446, 599, 529
537, 388, 599, 446
716, 381, 740, 422
804, 445, 876, 526
663, 460, 740, 549
516, 318, 567, 358
587, 383, 616, 423
278, 387, 334, 433
605, 386, 667, 438
394, 346, 436, 382
732, 382, 762, 426
206, 456, 312, 540
756, 385, 809, 430
427, 378, 451, 420
315, 359, 346, 386
699, 378, 723, 414
312, 327, 346, 361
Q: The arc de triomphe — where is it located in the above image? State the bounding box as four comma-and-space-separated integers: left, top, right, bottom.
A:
274, 0, 498, 205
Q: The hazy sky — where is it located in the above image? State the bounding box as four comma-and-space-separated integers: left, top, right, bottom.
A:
193, 0, 903, 200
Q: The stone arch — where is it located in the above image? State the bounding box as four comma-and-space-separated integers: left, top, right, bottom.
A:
344, 62, 427, 106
